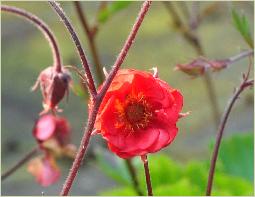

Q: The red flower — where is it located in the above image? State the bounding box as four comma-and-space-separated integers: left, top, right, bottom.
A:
31, 66, 71, 114
94, 69, 183, 158
27, 154, 60, 187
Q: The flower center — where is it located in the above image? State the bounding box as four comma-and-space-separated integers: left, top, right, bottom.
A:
115, 93, 153, 131
125, 103, 145, 124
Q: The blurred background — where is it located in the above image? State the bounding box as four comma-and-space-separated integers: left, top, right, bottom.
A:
1, 1, 254, 196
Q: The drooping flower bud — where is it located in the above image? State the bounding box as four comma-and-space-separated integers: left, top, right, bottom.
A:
175, 57, 228, 77
31, 66, 71, 114
174, 58, 208, 77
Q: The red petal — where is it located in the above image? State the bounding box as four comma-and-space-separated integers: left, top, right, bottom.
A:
105, 127, 160, 153
27, 155, 60, 187
33, 115, 56, 141
148, 125, 178, 153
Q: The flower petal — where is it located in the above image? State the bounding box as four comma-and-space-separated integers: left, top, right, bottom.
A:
27, 155, 60, 187
33, 115, 56, 141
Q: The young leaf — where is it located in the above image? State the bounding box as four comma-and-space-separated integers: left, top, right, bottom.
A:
232, 9, 253, 48
98, 1, 132, 24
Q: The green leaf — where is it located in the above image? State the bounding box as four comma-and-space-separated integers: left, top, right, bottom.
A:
98, 1, 132, 24
71, 83, 87, 99
213, 172, 253, 196
153, 179, 201, 196
184, 161, 208, 192
232, 9, 253, 48
100, 186, 137, 196
218, 133, 254, 181
95, 148, 131, 185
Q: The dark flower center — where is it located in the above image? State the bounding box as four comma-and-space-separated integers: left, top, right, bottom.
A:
115, 93, 154, 131
125, 103, 145, 124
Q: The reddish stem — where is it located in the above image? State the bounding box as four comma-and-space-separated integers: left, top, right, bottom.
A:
206, 63, 253, 195
1, 146, 39, 180
1, 5, 62, 72
49, 1, 97, 99
57, 1, 152, 195
73, 1, 104, 84
141, 155, 153, 196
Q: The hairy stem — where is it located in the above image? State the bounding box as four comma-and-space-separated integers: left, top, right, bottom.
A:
73, 1, 104, 84
1, 5, 62, 72
206, 74, 253, 195
125, 159, 144, 196
141, 155, 153, 196
49, 1, 97, 99
1, 146, 39, 180
163, 1, 221, 126
58, 1, 152, 195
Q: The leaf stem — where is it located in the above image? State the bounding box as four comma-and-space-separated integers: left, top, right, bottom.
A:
141, 155, 153, 196
54, 1, 152, 195
73, 2, 104, 84
206, 60, 254, 195
125, 159, 144, 196
49, 1, 97, 99
1, 146, 40, 180
1, 5, 62, 72
228, 50, 254, 64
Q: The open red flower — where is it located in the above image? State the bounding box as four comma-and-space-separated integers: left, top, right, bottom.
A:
31, 66, 71, 114
94, 69, 184, 158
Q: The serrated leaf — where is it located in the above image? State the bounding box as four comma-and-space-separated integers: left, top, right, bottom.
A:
98, 1, 132, 24
232, 9, 253, 48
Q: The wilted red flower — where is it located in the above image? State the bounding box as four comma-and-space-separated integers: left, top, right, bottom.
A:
33, 114, 76, 158
31, 66, 71, 114
175, 57, 228, 77
27, 154, 60, 187
94, 69, 184, 158
28, 115, 76, 186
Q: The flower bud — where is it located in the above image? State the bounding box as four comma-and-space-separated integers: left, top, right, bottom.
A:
31, 66, 71, 114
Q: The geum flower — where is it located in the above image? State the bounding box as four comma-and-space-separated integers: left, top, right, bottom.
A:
28, 114, 76, 186
93, 69, 185, 159
31, 66, 71, 115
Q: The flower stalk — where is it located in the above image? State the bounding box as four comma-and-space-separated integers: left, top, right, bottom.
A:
49, 1, 152, 195
206, 59, 254, 195
1, 5, 62, 72
141, 155, 153, 196
1, 146, 40, 180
